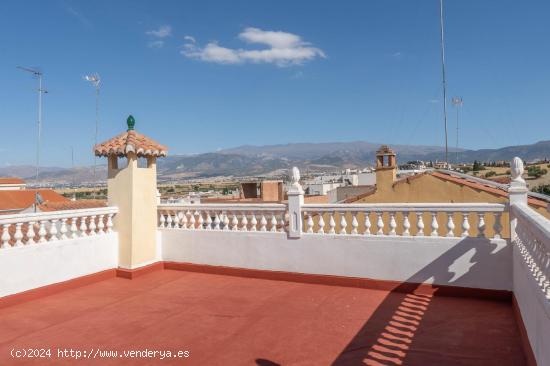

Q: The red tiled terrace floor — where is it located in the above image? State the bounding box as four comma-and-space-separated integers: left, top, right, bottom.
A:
0, 270, 526, 365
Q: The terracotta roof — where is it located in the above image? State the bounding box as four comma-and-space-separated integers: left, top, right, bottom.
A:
0, 177, 25, 185
94, 129, 167, 158
345, 170, 548, 210
431, 171, 548, 209
376, 145, 395, 155
0, 189, 68, 212
38, 199, 107, 212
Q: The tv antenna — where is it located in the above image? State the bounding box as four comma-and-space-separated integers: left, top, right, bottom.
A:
84, 73, 101, 180
451, 97, 463, 164
17, 66, 47, 182
439, 0, 449, 167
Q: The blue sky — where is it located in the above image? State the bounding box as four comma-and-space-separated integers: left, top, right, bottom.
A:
0, 0, 549, 167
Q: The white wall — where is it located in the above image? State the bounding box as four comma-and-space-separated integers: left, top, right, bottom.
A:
0, 234, 118, 297
513, 245, 550, 365
161, 230, 511, 291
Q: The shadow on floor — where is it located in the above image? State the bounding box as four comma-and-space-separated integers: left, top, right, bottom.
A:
330, 237, 525, 366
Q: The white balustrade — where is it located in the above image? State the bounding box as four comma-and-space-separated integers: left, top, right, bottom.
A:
157, 203, 506, 239
512, 204, 550, 301
299, 203, 506, 238
158, 204, 287, 233
0, 207, 118, 249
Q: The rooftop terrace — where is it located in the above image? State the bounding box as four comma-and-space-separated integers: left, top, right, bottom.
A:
0, 269, 525, 366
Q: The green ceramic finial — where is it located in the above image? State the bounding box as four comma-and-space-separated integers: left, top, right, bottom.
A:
127, 115, 135, 131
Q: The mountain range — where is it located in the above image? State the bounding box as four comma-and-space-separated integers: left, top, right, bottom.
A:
1, 140, 549, 184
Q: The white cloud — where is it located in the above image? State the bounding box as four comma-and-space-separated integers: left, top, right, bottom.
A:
146, 25, 172, 38
184, 35, 196, 43
181, 27, 325, 66
148, 40, 165, 48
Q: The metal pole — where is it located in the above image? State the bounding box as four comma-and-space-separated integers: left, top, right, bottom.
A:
94, 85, 99, 179
439, 0, 449, 166
455, 104, 459, 163
36, 74, 42, 182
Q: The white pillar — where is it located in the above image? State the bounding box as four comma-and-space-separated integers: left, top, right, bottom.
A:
508, 157, 528, 241
287, 167, 304, 238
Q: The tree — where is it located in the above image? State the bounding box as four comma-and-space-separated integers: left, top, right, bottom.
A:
533, 184, 550, 196
527, 166, 548, 179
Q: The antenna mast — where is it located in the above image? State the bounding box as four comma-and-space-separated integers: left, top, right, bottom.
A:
451, 96, 463, 164
439, 0, 449, 166
84, 73, 101, 181
17, 66, 47, 183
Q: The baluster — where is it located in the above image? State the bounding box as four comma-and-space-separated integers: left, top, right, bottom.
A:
278, 213, 285, 232
203, 211, 212, 230
231, 212, 239, 231
197, 211, 204, 230
328, 212, 336, 234
250, 213, 257, 232
79, 216, 88, 237
49, 219, 59, 241
493, 213, 502, 239
174, 212, 180, 228
14, 223, 24, 246
430, 213, 439, 236
376, 212, 384, 235
89, 216, 97, 235
189, 211, 196, 230
416, 212, 424, 236
27, 221, 36, 244
351, 213, 358, 235
477, 213, 486, 238
389, 212, 397, 236
339, 212, 348, 235
97, 215, 105, 234
70, 218, 78, 239
181, 211, 189, 229
159, 213, 166, 228
461, 213, 470, 237
213, 213, 221, 230
270, 213, 277, 232
306, 212, 314, 233
317, 214, 325, 234
106, 214, 114, 233
363, 212, 371, 235
223, 212, 230, 231
446, 213, 455, 237
1, 224, 10, 248
38, 220, 47, 242
166, 214, 173, 228
259, 214, 267, 232
402, 212, 411, 236
59, 219, 68, 240
241, 213, 249, 231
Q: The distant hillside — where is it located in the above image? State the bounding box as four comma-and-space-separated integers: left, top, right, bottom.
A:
1, 140, 549, 184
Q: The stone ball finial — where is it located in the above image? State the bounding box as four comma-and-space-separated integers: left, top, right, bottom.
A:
127, 115, 136, 131
291, 166, 300, 185
511, 157, 525, 184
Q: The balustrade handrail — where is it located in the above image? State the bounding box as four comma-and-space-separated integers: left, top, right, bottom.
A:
0, 206, 119, 225
512, 203, 550, 252
158, 203, 287, 212
302, 203, 506, 212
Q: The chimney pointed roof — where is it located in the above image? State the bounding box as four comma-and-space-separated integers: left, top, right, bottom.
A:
94, 115, 168, 158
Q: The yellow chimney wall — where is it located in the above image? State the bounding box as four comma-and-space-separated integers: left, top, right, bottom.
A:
108, 154, 158, 269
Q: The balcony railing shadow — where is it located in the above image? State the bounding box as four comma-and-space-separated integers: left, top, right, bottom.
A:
328, 236, 522, 366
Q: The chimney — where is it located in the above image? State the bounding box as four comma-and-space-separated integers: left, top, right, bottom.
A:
94, 115, 168, 270
375, 145, 397, 190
